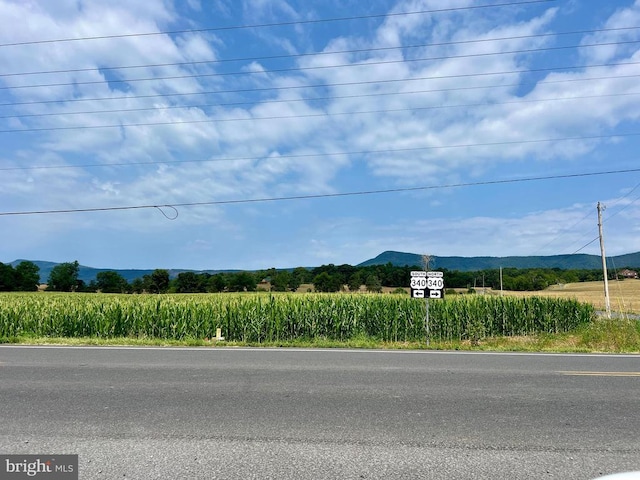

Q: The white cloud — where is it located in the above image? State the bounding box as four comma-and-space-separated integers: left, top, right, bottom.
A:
1, 0, 640, 269
579, 0, 640, 63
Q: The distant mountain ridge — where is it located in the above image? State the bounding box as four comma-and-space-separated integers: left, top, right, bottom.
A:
8, 260, 238, 284
8, 250, 640, 284
357, 251, 640, 271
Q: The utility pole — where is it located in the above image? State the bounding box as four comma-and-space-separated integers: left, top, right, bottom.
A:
597, 202, 611, 318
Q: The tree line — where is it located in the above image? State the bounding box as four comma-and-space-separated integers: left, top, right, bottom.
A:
0, 261, 41, 291
0, 260, 631, 294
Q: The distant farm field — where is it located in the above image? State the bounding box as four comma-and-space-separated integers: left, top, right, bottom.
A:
499, 280, 640, 314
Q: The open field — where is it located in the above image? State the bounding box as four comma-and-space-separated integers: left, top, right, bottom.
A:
298, 279, 640, 315
498, 279, 640, 314
0, 291, 637, 352
0, 292, 593, 343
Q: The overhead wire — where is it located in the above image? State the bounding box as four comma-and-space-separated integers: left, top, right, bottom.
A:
4, 41, 640, 92
2, 25, 638, 79
3, 90, 640, 122
532, 179, 640, 256
0, 0, 556, 48
3, 52, 640, 132
1, 0, 637, 257
530, 208, 595, 256
3, 71, 639, 110
0, 167, 638, 217
568, 187, 640, 255
5, 99, 640, 138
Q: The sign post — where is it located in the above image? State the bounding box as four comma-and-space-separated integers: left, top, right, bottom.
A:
411, 271, 444, 346
425, 291, 430, 346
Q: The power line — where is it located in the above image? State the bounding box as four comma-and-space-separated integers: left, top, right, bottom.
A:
3, 70, 638, 110
6, 87, 640, 135
571, 236, 600, 255
602, 188, 640, 223
4, 40, 639, 92
1, 166, 638, 217
531, 208, 595, 256
0, 145, 457, 171
3, 90, 640, 122
7, 145, 640, 176
0, 0, 555, 48
3, 25, 638, 78
534, 178, 640, 256
566, 184, 640, 255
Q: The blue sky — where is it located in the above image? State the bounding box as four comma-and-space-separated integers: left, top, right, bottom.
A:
1, 0, 639, 270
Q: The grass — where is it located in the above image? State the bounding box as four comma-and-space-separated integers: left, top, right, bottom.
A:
2, 319, 638, 353
576, 318, 640, 352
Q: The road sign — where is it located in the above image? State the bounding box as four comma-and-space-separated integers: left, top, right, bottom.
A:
410, 271, 427, 298
410, 271, 444, 299
410, 271, 445, 347
426, 277, 444, 290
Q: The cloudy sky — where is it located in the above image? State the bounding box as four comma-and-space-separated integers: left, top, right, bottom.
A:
1, 0, 640, 270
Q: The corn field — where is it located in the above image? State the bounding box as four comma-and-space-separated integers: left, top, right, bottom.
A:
0, 292, 595, 343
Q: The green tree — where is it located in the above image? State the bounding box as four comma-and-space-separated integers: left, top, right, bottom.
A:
130, 277, 145, 294
287, 271, 302, 292
173, 272, 202, 293
85, 280, 98, 293
271, 271, 292, 292
47, 261, 80, 292
313, 272, 342, 292
0, 262, 17, 291
208, 273, 227, 293
196, 273, 211, 292
96, 271, 129, 293
291, 267, 312, 286
365, 274, 382, 293
150, 269, 170, 293
348, 272, 362, 292
15, 261, 41, 291
228, 272, 257, 292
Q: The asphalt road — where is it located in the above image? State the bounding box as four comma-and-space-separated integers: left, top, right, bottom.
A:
0, 346, 639, 479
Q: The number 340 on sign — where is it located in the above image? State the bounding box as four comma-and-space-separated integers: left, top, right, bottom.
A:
426, 277, 444, 289
410, 276, 444, 290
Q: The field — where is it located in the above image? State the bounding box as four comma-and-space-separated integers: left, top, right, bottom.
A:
0, 292, 594, 344
498, 279, 640, 314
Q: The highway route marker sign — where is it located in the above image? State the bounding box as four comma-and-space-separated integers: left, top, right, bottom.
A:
411, 270, 445, 346
411, 271, 444, 299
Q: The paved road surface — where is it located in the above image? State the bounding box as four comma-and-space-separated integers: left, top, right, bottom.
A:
0, 346, 639, 479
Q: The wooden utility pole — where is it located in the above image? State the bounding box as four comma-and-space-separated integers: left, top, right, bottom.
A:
597, 202, 611, 318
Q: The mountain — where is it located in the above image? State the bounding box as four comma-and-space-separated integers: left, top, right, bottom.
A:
8, 260, 238, 284
357, 251, 640, 271
8, 250, 640, 284
9, 260, 155, 284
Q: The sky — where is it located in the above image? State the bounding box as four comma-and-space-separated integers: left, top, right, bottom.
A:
1, 0, 640, 271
